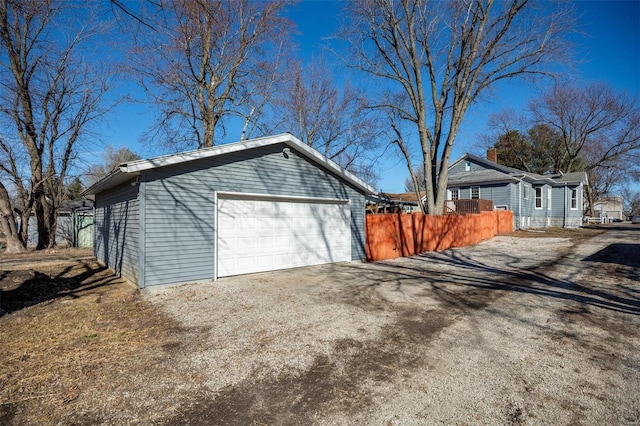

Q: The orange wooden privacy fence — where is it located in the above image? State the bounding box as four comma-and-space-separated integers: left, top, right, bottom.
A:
365, 210, 513, 262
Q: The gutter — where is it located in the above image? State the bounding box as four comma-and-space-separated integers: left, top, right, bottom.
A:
81, 167, 128, 196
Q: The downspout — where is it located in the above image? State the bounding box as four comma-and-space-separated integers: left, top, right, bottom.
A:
513, 174, 525, 230
563, 185, 567, 228
518, 180, 522, 230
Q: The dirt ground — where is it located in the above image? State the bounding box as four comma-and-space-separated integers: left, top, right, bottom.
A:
1, 226, 638, 425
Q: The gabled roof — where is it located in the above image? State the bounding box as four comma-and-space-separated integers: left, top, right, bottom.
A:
448, 169, 519, 186
83, 133, 377, 196
449, 153, 518, 175
60, 199, 94, 211
447, 153, 588, 187
551, 171, 590, 185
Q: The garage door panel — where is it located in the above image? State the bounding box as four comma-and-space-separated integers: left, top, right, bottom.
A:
233, 200, 256, 214
257, 255, 275, 268
218, 215, 235, 229
217, 198, 349, 277
238, 236, 256, 249
257, 236, 275, 249
275, 235, 290, 248
292, 218, 306, 228
256, 217, 275, 229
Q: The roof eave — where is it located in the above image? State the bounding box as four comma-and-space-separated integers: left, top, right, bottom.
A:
552, 180, 585, 186
81, 167, 141, 196
447, 177, 519, 186
82, 133, 376, 196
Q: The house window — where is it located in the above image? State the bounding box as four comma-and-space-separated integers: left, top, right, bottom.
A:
547, 188, 552, 210
571, 188, 578, 209
535, 187, 542, 209
523, 186, 529, 199
471, 187, 480, 199
450, 188, 459, 201
465, 161, 471, 171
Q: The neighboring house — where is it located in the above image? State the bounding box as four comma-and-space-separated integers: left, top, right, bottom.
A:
22, 199, 94, 247
447, 150, 588, 229
83, 133, 376, 289
593, 196, 623, 221
367, 192, 422, 213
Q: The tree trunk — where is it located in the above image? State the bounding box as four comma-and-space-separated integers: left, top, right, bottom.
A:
46, 201, 58, 248
0, 182, 26, 253
18, 208, 30, 247
34, 191, 51, 250
584, 185, 596, 217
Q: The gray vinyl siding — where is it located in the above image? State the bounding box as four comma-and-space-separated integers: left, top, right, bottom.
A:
509, 181, 536, 229
449, 159, 487, 174
551, 186, 568, 218
94, 181, 139, 284
476, 184, 507, 206
458, 187, 470, 199
567, 185, 583, 218
530, 185, 550, 218
509, 182, 519, 214
447, 155, 586, 229
509, 182, 520, 229
23, 215, 75, 247
141, 143, 366, 287
518, 184, 584, 229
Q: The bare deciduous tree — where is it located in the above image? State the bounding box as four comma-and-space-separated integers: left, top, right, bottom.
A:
266, 56, 383, 184
531, 83, 640, 173
530, 83, 640, 214
0, 0, 110, 249
342, 0, 574, 214
621, 185, 640, 217
404, 167, 425, 192
84, 146, 141, 187
128, 0, 295, 150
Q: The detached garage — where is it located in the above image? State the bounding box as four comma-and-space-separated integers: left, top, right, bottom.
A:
83, 133, 376, 288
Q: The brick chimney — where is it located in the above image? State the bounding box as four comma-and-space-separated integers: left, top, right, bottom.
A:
487, 147, 498, 163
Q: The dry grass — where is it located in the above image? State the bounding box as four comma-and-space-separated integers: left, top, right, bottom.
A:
509, 226, 605, 240
0, 247, 93, 267
0, 254, 183, 425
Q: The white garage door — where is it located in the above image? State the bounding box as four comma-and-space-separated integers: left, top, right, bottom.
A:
217, 196, 351, 277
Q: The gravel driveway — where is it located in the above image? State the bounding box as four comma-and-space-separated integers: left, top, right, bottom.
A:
147, 226, 640, 425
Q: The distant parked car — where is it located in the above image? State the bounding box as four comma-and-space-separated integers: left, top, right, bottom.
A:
632, 215, 640, 224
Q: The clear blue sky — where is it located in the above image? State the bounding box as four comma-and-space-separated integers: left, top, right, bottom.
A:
97, 0, 640, 193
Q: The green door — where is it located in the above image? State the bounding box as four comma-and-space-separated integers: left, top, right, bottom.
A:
76, 214, 94, 248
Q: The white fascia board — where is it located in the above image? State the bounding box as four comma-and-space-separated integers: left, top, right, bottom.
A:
121, 134, 295, 173
82, 168, 136, 196
551, 180, 584, 187
119, 133, 376, 195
